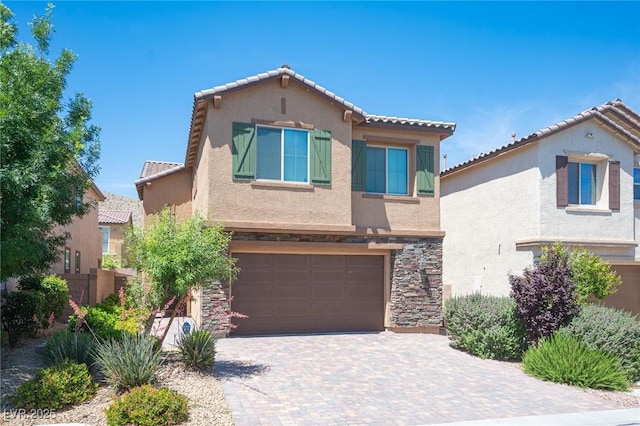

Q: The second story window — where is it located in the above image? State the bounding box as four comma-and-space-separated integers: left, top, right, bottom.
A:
634, 167, 640, 201
99, 226, 110, 254
568, 161, 596, 205
256, 127, 309, 183
365, 147, 408, 195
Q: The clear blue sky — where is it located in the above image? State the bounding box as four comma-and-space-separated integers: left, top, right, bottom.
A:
6, 1, 640, 199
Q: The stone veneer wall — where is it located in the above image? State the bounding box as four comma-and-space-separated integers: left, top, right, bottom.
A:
203, 232, 443, 334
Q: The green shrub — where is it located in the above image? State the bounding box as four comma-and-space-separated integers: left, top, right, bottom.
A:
559, 304, 640, 383
1, 290, 45, 346
105, 385, 188, 426
68, 296, 139, 340
102, 254, 121, 269
444, 293, 526, 360
177, 329, 216, 371
40, 274, 69, 321
569, 249, 621, 304
522, 334, 629, 391
45, 330, 94, 366
92, 333, 162, 390
12, 360, 98, 409
17, 276, 43, 291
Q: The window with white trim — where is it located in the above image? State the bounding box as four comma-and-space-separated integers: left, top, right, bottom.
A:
365, 146, 408, 195
568, 161, 596, 205
634, 168, 640, 201
256, 127, 309, 183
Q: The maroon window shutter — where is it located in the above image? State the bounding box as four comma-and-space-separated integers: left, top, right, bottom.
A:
609, 161, 620, 211
556, 156, 569, 207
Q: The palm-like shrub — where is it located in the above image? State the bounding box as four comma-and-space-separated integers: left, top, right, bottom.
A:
522, 334, 629, 391
559, 304, 640, 382
45, 330, 94, 366
444, 294, 526, 360
92, 333, 162, 390
177, 329, 216, 371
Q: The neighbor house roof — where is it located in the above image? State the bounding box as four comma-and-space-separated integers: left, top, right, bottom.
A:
99, 209, 132, 225
442, 99, 640, 178
134, 161, 185, 199
185, 66, 456, 168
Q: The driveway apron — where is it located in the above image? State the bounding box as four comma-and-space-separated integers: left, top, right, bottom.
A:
215, 332, 620, 426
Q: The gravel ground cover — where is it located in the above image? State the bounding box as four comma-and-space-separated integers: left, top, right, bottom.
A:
0, 328, 234, 426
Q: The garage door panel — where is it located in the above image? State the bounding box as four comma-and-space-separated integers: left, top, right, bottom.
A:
605, 265, 640, 317
272, 285, 309, 298
312, 255, 346, 267
274, 254, 310, 266
311, 284, 346, 299
348, 284, 383, 299
272, 302, 311, 316
310, 300, 346, 315
273, 270, 310, 282
233, 284, 271, 299
312, 270, 346, 283
232, 253, 384, 335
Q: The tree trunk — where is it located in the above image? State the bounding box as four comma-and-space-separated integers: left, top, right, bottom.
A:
159, 295, 186, 345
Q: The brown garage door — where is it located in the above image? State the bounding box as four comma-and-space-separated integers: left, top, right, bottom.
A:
231, 253, 384, 335
605, 265, 640, 317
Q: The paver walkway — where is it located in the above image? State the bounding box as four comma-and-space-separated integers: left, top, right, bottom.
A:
215, 332, 624, 426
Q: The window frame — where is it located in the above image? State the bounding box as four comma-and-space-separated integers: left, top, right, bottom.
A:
99, 226, 110, 254
634, 167, 640, 202
255, 125, 310, 184
365, 145, 409, 195
75, 251, 81, 274
568, 161, 597, 206
64, 247, 71, 274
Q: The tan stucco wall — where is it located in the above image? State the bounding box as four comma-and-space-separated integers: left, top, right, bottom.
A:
351, 128, 442, 231
142, 169, 193, 225
51, 187, 103, 275
101, 222, 130, 259
198, 80, 353, 229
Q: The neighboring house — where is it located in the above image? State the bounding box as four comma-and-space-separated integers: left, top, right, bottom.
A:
441, 99, 640, 315
98, 209, 133, 263
136, 65, 456, 335
50, 182, 106, 276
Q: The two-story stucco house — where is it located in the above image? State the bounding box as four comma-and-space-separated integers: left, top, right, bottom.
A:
135, 66, 456, 335
441, 100, 640, 315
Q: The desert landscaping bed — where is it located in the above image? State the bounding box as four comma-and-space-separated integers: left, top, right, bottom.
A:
1, 327, 235, 426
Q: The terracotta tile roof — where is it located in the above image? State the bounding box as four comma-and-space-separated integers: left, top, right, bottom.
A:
363, 114, 456, 131
442, 99, 640, 178
135, 161, 185, 199
186, 66, 456, 168
99, 209, 132, 224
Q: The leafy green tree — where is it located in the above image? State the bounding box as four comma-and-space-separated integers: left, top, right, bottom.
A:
0, 3, 100, 281
127, 207, 238, 343
569, 249, 621, 304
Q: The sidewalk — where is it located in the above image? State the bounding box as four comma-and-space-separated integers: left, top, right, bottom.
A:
427, 408, 640, 426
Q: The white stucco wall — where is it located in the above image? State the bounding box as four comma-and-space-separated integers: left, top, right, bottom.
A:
442, 118, 638, 298
441, 144, 540, 296
538, 122, 636, 260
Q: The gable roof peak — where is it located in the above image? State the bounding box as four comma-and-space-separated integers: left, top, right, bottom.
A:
442, 99, 640, 177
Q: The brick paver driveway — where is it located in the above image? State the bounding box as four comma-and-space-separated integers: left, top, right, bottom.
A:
215, 332, 620, 425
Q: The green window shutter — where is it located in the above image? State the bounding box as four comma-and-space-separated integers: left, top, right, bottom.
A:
232, 122, 256, 180
352, 140, 366, 191
416, 145, 434, 196
310, 129, 332, 186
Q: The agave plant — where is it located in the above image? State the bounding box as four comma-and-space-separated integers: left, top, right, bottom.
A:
177, 329, 216, 371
